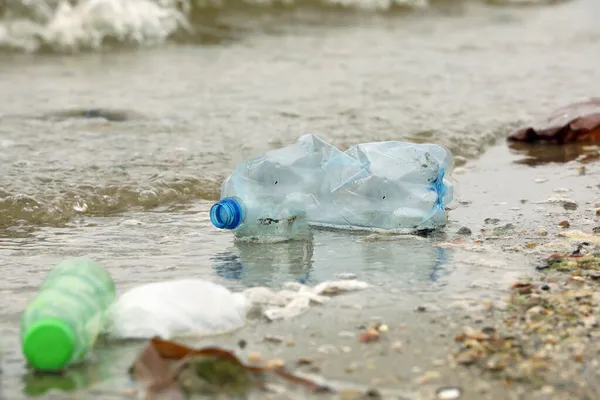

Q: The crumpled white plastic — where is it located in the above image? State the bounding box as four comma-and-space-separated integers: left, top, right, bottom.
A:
106, 276, 370, 339
106, 279, 250, 340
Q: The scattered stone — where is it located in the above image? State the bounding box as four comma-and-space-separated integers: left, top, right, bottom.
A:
263, 335, 284, 344
593, 226, 600, 234
596, 209, 600, 216
541, 284, 551, 291
337, 273, 357, 280
391, 341, 403, 352
436, 386, 462, 399
296, 357, 314, 366
360, 329, 380, 343
553, 188, 571, 193
511, 281, 533, 295
237, 339, 247, 349
415, 306, 427, 313
457, 227, 472, 235
454, 155, 467, 167
577, 165, 586, 175
338, 331, 355, 339
535, 178, 548, 183
364, 388, 382, 399
559, 220, 571, 228
345, 363, 358, 373
248, 352, 262, 363
484, 218, 500, 225
416, 370, 441, 384
563, 200, 578, 210
317, 345, 338, 355
537, 227, 549, 236
265, 358, 285, 369
378, 324, 389, 333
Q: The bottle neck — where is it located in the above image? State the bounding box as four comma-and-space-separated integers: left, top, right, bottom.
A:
210, 197, 244, 230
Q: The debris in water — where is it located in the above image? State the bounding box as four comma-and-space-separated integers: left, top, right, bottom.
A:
507, 98, 600, 144
248, 352, 262, 363
263, 335, 284, 344
457, 226, 472, 235
436, 386, 462, 400
359, 329, 380, 343
313, 280, 370, 295
557, 230, 600, 245
130, 337, 335, 398
559, 220, 571, 228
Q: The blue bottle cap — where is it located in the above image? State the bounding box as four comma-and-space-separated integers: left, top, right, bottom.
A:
210, 197, 244, 230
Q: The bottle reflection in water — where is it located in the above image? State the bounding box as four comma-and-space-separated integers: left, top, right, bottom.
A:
211, 240, 315, 287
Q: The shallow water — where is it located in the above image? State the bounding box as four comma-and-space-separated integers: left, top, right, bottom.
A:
1, 0, 600, 397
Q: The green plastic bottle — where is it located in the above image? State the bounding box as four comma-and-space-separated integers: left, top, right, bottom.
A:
20, 257, 116, 371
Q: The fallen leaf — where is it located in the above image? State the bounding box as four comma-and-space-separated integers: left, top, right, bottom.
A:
508, 98, 600, 144
129, 337, 334, 399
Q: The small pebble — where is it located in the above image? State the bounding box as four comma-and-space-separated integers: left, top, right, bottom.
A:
541, 284, 551, 291
457, 227, 472, 235
318, 344, 339, 354
296, 357, 314, 366
593, 226, 600, 234
337, 273, 357, 280
416, 370, 441, 384
535, 178, 548, 183
360, 329, 380, 343
436, 387, 462, 400
577, 165, 586, 175
338, 331, 356, 339
559, 220, 570, 228
415, 306, 427, 313
454, 155, 467, 167
265, 358, 285, 369
391, 341, 403, 352
263, 335, 284, 344
248, 352, 262, 363
237, 339, 247, 349
596, 209, 600, 216
378, 324, 389, 333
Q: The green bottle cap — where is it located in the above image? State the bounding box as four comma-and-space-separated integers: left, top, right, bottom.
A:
22, 318, 75, 371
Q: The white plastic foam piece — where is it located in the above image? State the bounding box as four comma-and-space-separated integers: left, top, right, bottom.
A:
107, 277, 371, 338
242, 278, 370, 321
106, 279, 251, 339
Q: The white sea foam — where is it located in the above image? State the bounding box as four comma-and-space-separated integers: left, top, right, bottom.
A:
0, 0, 429, 53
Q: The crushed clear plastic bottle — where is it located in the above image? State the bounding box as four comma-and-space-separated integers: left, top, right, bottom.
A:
315, 140, 457, 232
210, 134, 345, 242
210, 134, 457, 239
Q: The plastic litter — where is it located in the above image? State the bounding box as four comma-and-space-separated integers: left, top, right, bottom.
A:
106, 279, 250, 340
20, 257, 115, 371
211, 134, 456, 241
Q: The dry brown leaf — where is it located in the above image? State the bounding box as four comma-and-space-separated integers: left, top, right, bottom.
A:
508, 98, 600, 144
129, 337, 333, 399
